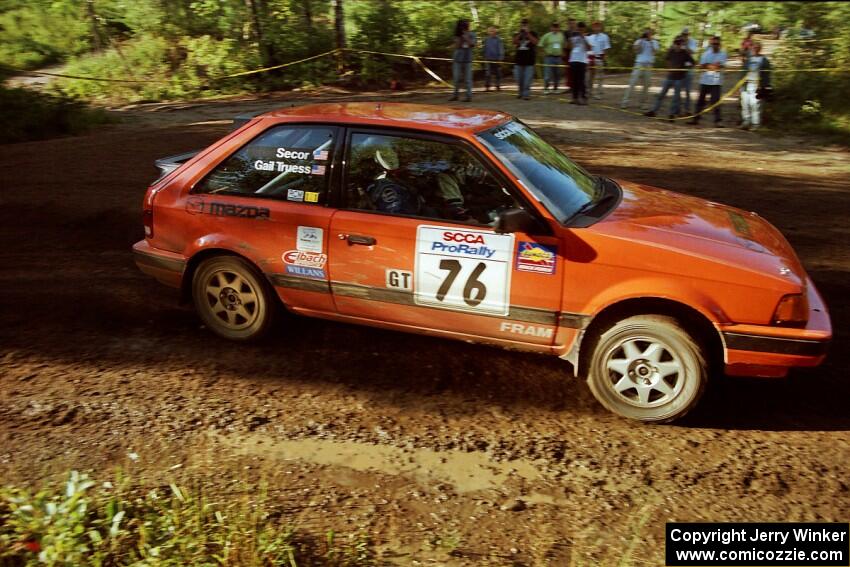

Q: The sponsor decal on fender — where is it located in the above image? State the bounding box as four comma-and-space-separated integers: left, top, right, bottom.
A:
282, 250, 327, 269
515, 241, 557, 275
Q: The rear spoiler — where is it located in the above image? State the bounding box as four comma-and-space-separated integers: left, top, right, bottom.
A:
153, 112, 262, 181
154, 150, 200, 180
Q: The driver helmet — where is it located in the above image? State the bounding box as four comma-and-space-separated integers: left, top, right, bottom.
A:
374, 146, 400, 171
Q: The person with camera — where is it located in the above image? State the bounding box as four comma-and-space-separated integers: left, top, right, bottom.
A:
644, 36, 695, 121
621, 29, 659, 110
450, 19, 476, 102
540, 22, 566, 94
740, 42, 772, 130
513, 19, 539, 100
587, 21, 611, 99
687, 35, 728, 126
567, 22, 591, 105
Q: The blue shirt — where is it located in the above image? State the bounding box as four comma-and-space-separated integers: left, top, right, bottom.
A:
483, 36, 504, 61
698, 49, 727, 85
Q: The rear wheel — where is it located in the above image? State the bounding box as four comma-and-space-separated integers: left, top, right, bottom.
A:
586, 315, 707, 423
191, 256, 274, 341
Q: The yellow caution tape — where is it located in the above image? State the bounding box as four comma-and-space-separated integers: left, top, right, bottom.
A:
214, 49, 340, 79
589, 74, 749, 121
7, 67, 159, 83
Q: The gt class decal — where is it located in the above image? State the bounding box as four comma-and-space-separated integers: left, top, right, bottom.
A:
415, 226, 514, 316
184, 197, 269, 220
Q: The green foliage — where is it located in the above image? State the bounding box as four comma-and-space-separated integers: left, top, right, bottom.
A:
0, 86, 111, 143
0, 470, 376, 566
0, 0, 90, 69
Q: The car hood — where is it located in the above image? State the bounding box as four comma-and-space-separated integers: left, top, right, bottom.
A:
593, 181, 805, 280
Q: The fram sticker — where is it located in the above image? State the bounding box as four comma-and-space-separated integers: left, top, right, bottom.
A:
305, 191, 320, 203
515, 241, 557, 275
386, 269, 412, 291
296, 226, 323, 253
499, 321, 554, 339
311, 164, 326, 176
287, 189, 304, 202
285, 265, 326, 280
282, 250, 326, 268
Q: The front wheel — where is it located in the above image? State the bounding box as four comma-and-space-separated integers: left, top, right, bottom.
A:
586, 315, 707, 423
191, 256, 275, 341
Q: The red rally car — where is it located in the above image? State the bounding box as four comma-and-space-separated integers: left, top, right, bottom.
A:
133, 102, 831, 422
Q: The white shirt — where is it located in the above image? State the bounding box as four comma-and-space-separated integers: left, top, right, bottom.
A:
698, 48, 727, 85
633, 38, 659, 64
569, 34, 589, 63
587, 32, 611, 56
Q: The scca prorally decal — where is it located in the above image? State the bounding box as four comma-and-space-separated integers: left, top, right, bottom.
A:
282, 250, 327, 269
185, 197, 270, 220
431, 231, 496, 259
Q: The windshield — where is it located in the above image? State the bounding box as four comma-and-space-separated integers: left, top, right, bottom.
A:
477, 121, 599, 223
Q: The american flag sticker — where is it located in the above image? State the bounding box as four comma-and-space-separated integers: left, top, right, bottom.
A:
313, 149, 329, 161
311, 164, 326, 175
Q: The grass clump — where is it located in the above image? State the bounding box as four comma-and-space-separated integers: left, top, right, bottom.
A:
0, 470, 374, 566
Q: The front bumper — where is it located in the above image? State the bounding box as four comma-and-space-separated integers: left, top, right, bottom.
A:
132, 240, 186, 288
721, 278, 831, 377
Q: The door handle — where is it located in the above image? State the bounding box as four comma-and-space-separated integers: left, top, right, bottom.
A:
345, 234, 376, 246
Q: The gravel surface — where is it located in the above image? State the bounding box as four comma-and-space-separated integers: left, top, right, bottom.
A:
0, 86, 848, 565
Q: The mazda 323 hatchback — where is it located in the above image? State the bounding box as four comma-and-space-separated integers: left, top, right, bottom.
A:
133, 103, 831, 422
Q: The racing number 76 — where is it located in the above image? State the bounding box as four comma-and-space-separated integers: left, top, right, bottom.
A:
436, 259, 487, 307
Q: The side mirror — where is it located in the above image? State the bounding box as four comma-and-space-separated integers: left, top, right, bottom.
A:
494, 207, 541, 234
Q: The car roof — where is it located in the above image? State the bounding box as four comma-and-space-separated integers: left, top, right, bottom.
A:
260, 102, 513, 135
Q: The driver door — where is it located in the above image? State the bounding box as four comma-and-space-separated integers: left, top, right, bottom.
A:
327, 129, 563, 346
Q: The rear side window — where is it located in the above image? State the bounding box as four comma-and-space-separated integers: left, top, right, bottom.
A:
194, 125, 335, 205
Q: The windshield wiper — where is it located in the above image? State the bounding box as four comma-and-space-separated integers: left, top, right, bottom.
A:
564, 178, 618, 225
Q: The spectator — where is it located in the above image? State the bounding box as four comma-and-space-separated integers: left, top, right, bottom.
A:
740, 30, 755, 63
449, 19, 476, 102
568, 22, 591, 105
483, 26, 505, 91
645, 36, 695, 121
540, 22, 566, 94
680, 27, 699, 113
687, 35, 728, 127
513, 19, 539, 100
621, 28, 659, 110
587, 21, 611, 99
740, 42, 772, 130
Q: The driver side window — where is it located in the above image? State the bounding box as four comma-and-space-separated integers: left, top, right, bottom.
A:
194, 125, 335, 205
345, 132, 521, 225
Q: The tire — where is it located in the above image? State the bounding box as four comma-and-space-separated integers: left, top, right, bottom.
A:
586, 315, 707, 423
191, 255, 275, 341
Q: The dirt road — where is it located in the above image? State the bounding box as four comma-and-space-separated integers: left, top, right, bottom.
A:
1, 86, 848, 565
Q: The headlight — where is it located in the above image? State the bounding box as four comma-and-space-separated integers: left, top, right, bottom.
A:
773, 293, 808, 326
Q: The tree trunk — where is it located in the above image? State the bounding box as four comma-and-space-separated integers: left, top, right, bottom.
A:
334, 0, 346, 49
245, 0, 272, 66
86, 0, 102, 51
303, 0, 314, 30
